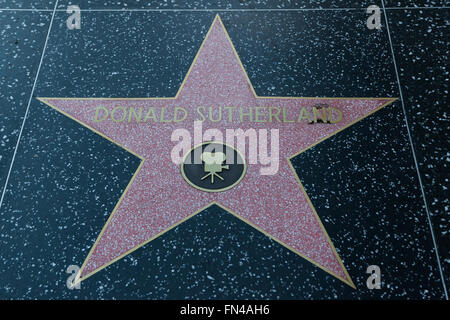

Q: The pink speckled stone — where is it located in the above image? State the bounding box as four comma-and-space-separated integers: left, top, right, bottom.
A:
41, 17, 395, 284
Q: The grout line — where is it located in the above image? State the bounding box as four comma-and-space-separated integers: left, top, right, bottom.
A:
0, 7, 448, 12
0, 1, 59, 211
381, 0, 448, 300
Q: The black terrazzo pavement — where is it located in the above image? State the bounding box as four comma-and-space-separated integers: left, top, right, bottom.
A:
0, 10, 51, 199
386, 1, 449, 7
0, 3, 447, 299
57, 1, 383, 10
0, 1, 56, 9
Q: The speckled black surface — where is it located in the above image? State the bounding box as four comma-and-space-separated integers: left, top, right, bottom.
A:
0, 100, 141, 298
292, 102, 445, 299
222, 11, 398, 97
386, 8, 449, 290
0, 6, 447, 299
0, 10, 51, 197
57, 1, 382, 10
385, 1, 449, 7
0, 1, 55, 9
38, 12, 213, 98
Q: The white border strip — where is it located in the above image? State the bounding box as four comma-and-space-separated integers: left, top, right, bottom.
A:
381, 0, 448, 299
0, 0, 59, 211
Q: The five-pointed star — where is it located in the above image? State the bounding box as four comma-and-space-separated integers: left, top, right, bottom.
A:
38, 15, 396, 288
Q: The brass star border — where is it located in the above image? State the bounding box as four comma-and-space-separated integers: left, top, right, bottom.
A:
38, 15, 397, 289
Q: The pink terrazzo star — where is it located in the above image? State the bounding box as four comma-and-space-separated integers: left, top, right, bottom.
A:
39, 15, 396, 287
